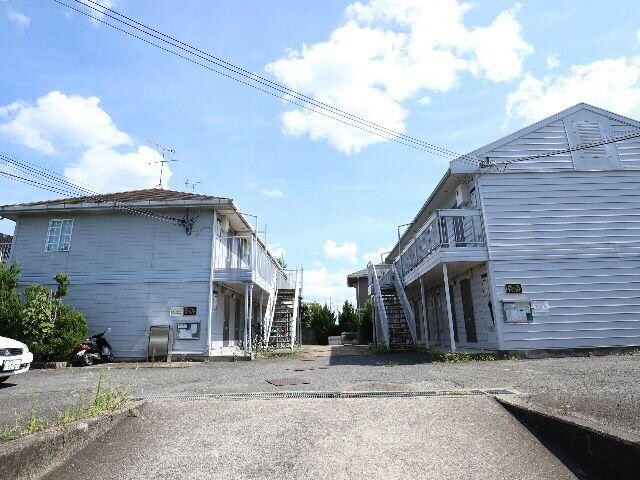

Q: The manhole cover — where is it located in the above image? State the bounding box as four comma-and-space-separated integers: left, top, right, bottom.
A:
266, 377, 311, 387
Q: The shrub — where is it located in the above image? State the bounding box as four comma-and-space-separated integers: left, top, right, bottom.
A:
0, 264, 87, 361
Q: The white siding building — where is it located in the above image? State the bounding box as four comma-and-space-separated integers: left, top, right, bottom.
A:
363, 103, 640, 353
0, 189, 302, 359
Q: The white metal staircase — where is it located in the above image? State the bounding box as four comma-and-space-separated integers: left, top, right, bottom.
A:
368, 262, 417, 349
264, 269, 302, 348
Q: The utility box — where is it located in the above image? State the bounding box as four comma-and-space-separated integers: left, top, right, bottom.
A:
148, 325, 171, 362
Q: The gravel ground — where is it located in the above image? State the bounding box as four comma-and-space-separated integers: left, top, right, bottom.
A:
1, 346, 639, 437
44, 397, 576, 480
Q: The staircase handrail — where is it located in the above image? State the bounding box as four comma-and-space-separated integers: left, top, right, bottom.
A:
290, 269, 302, 348
262, 270, 278, 346
368, 262, 390, 346
392, 263, 417, 344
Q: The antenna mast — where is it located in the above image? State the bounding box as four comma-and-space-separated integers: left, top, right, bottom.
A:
147, 140, 178, 189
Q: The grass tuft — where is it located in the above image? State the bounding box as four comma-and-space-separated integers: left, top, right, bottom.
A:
1, 368, 130, 443
426, 346, 496, 363
254, 346, 301, 359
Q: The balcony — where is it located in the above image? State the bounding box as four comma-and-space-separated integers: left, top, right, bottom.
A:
0, 243, 10, 264
396, 209, 487, 284
213, 235, 293, 290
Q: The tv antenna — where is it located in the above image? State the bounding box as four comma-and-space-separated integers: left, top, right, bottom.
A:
185, 179, 201, 192
147, 140, 178, 189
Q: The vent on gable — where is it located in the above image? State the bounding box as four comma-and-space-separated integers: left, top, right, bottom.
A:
575, 121, 608, 157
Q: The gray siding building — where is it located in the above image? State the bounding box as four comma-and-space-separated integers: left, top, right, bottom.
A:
359, 103, 640, 353
0, 189, 301, 359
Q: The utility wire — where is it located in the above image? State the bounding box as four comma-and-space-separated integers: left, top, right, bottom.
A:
491, 129, 640, 170
79, 0, 472, 163
0, 153, 193, 228
51, 0, 480, 166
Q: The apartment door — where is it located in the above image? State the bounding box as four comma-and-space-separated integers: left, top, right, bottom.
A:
460, 279, 478, 343
234, 297, 242, 346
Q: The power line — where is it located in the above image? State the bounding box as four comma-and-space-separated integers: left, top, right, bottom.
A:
487, 129, 640, 170
0, 152, 196, 230
50, 0, 480, 166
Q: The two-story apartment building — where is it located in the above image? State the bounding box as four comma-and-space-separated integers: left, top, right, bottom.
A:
360, 103, 640, 354
0, 189, 302, 360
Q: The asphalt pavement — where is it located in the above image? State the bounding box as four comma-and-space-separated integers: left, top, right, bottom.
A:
1, 346, 639, 437
43, 396, 577, 480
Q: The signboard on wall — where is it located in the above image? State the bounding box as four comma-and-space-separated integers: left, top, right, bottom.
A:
169, 306, 197, 316
505, 283, 523, 294
503, 301, 533, 323
177, 322, 200, 339
531, 300, 550, 313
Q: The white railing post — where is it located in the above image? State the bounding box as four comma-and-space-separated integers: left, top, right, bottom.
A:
290, 269, 301, 348
262, 270, 278, 346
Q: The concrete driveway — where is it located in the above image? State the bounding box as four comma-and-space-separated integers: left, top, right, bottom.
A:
44, 396, 576, 480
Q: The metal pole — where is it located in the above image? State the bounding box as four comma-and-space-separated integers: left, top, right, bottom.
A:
420, 276, 429, 348
243, 282, 249, 357
248, 283, 253, 355
442, 263, 456, 353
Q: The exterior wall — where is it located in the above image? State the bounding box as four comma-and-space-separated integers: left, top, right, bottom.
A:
423, 263, 497, 350
9, 209, 216, 358
478, 170, 640, 350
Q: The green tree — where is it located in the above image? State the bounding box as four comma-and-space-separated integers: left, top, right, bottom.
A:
338, 300, 359, 333
309, 303, 337, 345
276, 258, 287, 269
358, 299, 374, 344
0, 261, 22, 338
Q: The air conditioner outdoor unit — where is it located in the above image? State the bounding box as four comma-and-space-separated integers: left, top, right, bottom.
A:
455, 185, 469, 207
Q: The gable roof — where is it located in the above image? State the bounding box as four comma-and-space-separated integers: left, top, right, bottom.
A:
458, 102, 640, 163
2, 188, 230, 209
386, 102, 640, 262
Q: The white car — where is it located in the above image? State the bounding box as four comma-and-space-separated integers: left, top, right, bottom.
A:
0, 336, 33, 383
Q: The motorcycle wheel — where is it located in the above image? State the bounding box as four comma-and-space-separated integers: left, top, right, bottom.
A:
82, 355, 94, 366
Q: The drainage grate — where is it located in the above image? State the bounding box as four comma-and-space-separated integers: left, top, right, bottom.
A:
143, 388, 517, 402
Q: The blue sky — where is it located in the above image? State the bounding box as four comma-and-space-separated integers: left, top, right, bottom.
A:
2, 0, 640, 308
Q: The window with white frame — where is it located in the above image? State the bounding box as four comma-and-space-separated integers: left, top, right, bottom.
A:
45, 219, 74, 252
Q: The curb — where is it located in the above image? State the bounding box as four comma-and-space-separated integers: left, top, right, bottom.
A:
0, 400, 145, 480
496, 395, 640, 479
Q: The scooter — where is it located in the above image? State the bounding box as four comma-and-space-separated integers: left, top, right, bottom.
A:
73, 327, 114, 366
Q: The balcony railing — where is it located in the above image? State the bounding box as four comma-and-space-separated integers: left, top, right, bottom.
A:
397, 209, 485, 276
213, 235, 293, 288
0, 243, 10, 263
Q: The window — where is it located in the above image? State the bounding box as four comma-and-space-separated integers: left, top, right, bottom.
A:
45, 219, 74, 252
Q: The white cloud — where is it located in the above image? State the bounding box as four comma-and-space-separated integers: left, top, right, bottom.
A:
636, 29, 640, 45
506, 57, 640, 124
323, 240, 358, 264
87, 0, 116, 27
246, 181, 257, 189
0, 91, 131, 154
267, 0, 531, 153
546, 54, 560, 69
6, 8, 30, 29
362, 246, 391, 264
269, 244, 286, 258
261, 188, 284, 198
64, 145, 165, 192
303, 266, 355, 308
418, 96, 432, 106
0, 91, 172, 192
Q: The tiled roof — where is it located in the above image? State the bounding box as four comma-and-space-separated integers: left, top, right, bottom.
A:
3, 188, 230, 208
